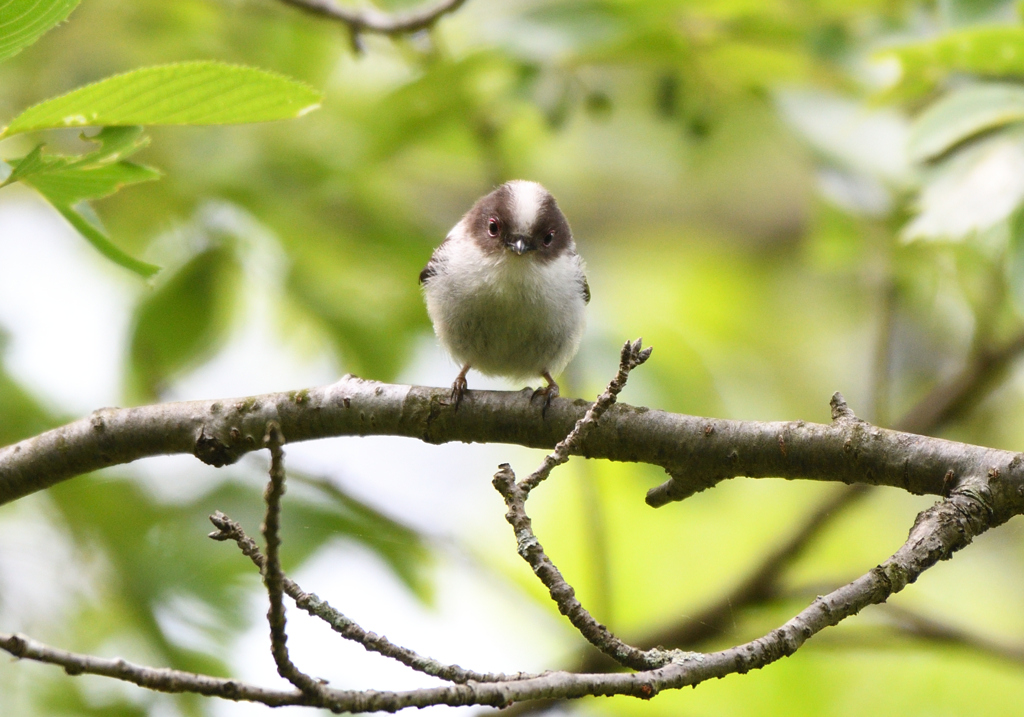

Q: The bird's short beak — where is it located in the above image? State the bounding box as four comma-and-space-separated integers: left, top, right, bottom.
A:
509, 236, 532, 255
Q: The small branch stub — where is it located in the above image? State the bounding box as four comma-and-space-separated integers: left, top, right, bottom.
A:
830, 392, 860, 423
647, 391, 882, 508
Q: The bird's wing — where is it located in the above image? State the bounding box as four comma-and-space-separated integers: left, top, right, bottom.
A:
419, 261, 437, 284
419, 236, 450, 284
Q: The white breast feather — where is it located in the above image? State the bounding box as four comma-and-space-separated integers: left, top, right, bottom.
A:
423, 229, 587, 380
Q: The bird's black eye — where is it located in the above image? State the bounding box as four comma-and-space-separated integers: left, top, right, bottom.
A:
543, 231, 554, 246
487, 217, 500, 237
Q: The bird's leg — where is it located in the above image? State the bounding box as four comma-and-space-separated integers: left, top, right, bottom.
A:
531, 370, 560, 415
449, 363, 471, 410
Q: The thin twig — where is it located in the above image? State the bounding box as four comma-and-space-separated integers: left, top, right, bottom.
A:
770, 583, 1024, 666
0, 632, 309, 706
522, 338, 652, 494
576, 484, 872, 674
273, 0, 468, 35
494, 339, 662, 671
209, 511, 539, 683
494, 465, 670, 671
260, 424, 324, 696
567, 328, 1024, 680
0, 475, 998, 711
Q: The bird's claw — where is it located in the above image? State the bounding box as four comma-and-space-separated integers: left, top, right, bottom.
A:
448, 375, 468, 410
531, 382, 559, 416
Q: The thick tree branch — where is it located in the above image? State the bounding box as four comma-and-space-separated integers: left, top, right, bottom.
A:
641, 390, 1014, 507
4, 378, 1024, 510
273, 0, 467, 35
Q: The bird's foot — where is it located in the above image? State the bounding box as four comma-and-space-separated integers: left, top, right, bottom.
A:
530, 373, 559, 416
449, 376, 468, 410
446, 364, 471, 411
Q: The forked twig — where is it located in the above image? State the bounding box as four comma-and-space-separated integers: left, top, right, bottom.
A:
522, 338, 652, 494
494, 339, 663, 671
208, 511, 539, 683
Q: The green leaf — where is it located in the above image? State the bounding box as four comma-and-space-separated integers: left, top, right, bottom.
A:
0, 0, 79, 64
2, 128, 162, 277
881, 26, 1024, 100
1, 61, 323, 137
910, 83, 1024, 162
25, 160, 160, 204
0, 142, 50, 186
65, 125, 150, 167
127, 245, 240, 400
1, 127, 150, 188
903, 127, 1024, 241
49, 203, 161, 277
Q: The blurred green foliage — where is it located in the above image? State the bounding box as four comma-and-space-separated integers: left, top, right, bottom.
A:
128, 243, 241, 400
7, 0, 1024, 715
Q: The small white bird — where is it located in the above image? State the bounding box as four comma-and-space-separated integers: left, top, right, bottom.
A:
420, 180, 590, 409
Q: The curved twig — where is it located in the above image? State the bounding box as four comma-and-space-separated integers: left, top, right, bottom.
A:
273, 0, 468, 35
259, 424, 325, 695
208, 510, 540, 683
0, 478, 997, 711
558, 329, 1024, 685
492, 339, 664, 671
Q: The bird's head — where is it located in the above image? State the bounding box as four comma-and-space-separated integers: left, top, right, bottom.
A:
464, 180, 573, 261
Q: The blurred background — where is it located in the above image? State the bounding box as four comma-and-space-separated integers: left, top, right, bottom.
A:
4, 0, 1024, 714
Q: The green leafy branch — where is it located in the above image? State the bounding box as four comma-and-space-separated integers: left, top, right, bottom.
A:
0, 0, 322, 277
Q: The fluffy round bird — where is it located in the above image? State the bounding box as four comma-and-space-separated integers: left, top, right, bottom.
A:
420, 180, 590, 409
